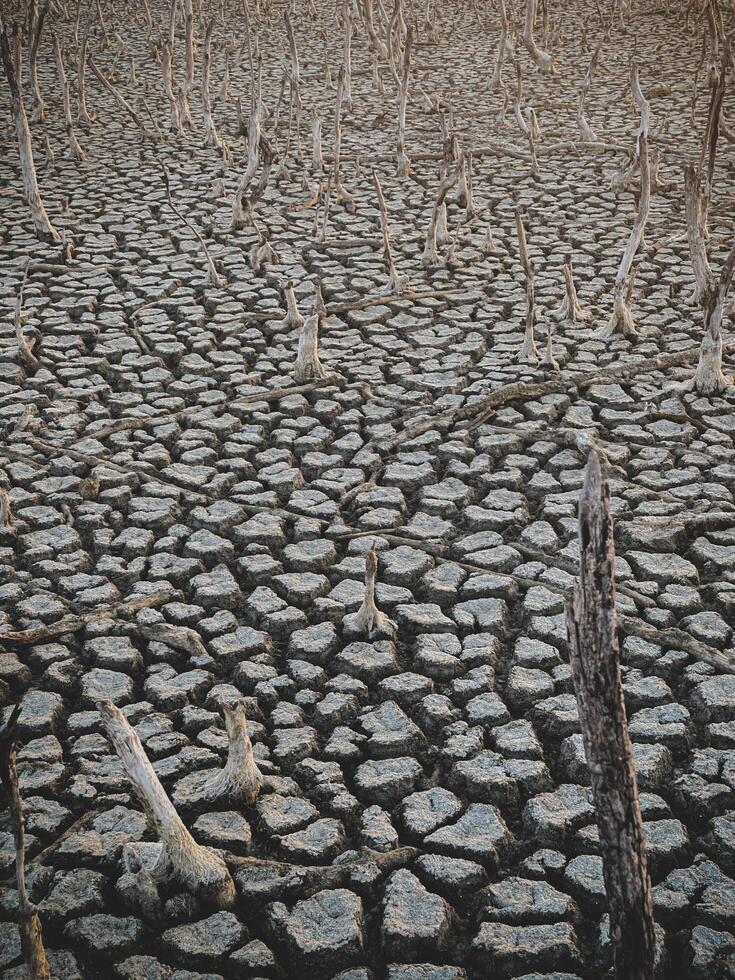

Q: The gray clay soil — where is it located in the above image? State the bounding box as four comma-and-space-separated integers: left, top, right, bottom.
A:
1, 0, 735, 978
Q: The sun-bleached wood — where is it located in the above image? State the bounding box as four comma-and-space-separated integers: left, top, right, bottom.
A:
597, 63, 650, 338
99, 699, 236, 909
294, 285, 327, 381
373, 168, 409, 293
515, 207, 540, 362
0, 16, 59, 241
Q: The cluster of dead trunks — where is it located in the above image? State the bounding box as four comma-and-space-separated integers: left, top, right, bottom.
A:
0, 3, 731, 979
1, 0, 733, 395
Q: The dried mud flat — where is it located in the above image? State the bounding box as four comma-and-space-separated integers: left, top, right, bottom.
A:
1, 0, 735, 978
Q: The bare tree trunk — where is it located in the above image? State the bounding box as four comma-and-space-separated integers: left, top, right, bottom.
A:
373, 168, 408, 293
0, 706, 51, 980
422, 166, 458, 266
311, 108, 324, 169
294, 289, 327, 381
162, 41, 183, 132
27, 0, 47, 121
342, 1, 353, 108
489, 0, 510, 92
99, 699, 236, 909
555, 255, 589, 321
0, 18, 59, 241
565, 451, 655, 980
349, 549, 396, 636
684, 164, 715, 305
282, 279, 305, 328
693, 237, 735, 395
577, 46, 599, 142
521, 0, 554, 72
180, 0, 195, 128
395, 24, 412, 176
51, 34, 86, 160
231, 102, 262, 228
201, 17, 222, 148
598, 63, 650, 339
515, 207, 539, 362
334, 66, 344, 185
76, 16, 95, 125
172, 700, 262, 807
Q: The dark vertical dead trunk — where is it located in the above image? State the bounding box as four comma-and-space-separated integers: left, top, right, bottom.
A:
565, 450, 655, 980
0, 705, 51, 980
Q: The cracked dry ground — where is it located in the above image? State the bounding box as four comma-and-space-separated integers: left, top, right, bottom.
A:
2, 1, 735, 978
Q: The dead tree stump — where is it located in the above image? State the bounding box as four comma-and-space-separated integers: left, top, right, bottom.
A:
565, 450, 655, 980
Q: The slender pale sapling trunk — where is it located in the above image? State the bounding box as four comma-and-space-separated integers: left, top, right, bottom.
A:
311, 108, 324, 169
395, 25, 411, 176
27, 0, 46, 122
51, 34, 86, 160
555, 255, 589, 322
76, 15, 96, 125
597, 63, 650, 339
423, 165, 459, 266
201, 18, 223, 148
373, 168, 409, 293
577, 46, 599, 142
0, 18, 59, 241
489, 0, 511, 93
515, 207, 540, 362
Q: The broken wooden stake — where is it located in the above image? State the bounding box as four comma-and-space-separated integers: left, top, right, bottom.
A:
565, 451, 655, 980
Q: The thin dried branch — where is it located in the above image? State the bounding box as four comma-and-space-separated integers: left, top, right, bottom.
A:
396, 24, 411, 175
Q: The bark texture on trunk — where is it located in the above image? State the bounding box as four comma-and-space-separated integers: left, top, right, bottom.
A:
565, 450, 655, 980
597, 63, 650, 338
0, 19, 59, 240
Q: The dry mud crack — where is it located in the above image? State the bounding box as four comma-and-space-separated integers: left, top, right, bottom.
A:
1, 0, 735, 977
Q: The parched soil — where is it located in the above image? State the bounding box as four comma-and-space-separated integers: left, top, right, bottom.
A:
1, 1, 735, 978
